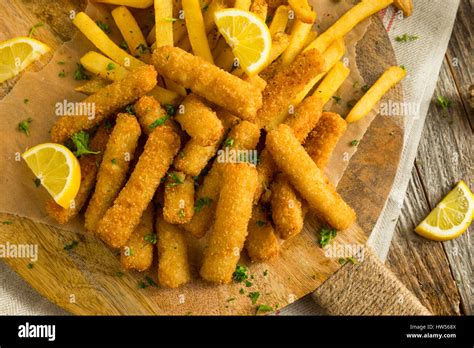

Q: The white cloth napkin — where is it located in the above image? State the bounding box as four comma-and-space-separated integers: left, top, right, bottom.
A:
0, 0, 460, 315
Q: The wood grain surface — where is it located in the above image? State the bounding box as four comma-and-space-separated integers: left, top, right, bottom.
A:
387, 0, 473, 315
0, 1, 404, 315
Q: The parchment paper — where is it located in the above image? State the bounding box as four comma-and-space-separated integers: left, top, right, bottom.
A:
0, 0, 373, 233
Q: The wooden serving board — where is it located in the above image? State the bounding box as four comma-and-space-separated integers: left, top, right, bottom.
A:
0, 1, 403, 315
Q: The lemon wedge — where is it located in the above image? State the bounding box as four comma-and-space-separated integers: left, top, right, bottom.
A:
415, 181, 473, 241
22, 143, 81, 209
214, 9, 271, 75
0, 37, 50, 83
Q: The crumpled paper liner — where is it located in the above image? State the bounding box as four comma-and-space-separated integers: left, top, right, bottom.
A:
0, 0, 376, 234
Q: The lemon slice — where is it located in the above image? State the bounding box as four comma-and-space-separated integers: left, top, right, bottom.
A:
415, 181, 473, 241
22, 143, 81, 209
0, 36, 50, 83
214, 9, 271, 75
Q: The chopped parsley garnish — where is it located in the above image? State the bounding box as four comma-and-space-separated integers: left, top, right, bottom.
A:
95, 20, 110, 33
33, 178, 41, 187
104, 119, 113, 129
248, 291, 260, 305
116, 271, 124, 277
64, 240, 79, 250
163, 17, 178, 22
167, 172, 184, 187
226, 297, 236, 302
361, 84, 371, 92
165, 104, 176, 116
232, 265, 249, 283
23, 98, 29, 104
57, 61, 66, 65
71, 131, 100, 157
436, 96, 451, 111
138, 281, 148, 289
2, 220, 13, 225
338, 257, 358, 265
263, 270, 268, 276
119, 41, 129, 51
111, 158, 117, 164
28, 22, 44, 37
350, 140, 360, 147
353, 81, 359, 88
239, 288, 245, 294
145, 276, 157, 287
319, 227, 337, 247
346, 99, 357, 109
244, 280, 253, 287
144, 234, 157, 245
136, 43, 150, 55
256, 220, 266, 227
27, 263, 34, 269
400, 65, 406, 71
74, 64, 90, 81
125, 104, 135, 115
149, 114, 169, 129
106, 62, 115, 71
194, 197, 212, 212
256, 304, 273, 314
224, 138, 234, 147
58, 70, 66, 78
332, 96, 342, 104
18, 117, 33, 136
395, 34, 419, 42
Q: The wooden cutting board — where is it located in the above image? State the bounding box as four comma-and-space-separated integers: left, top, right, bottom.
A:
0, 0, 403, 315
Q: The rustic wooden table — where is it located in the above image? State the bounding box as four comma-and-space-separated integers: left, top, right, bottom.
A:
386, 0, 473, 315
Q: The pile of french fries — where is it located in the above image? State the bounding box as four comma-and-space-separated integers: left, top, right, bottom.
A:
45, 0, 409, 287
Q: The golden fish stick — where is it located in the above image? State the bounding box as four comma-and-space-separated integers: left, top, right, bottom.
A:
266, 124, 356, 230
134, 95, 173, 135
271, 173, 307, 239
174, 140, 219, 177
269, 5, 290, 36
163, 171, 195, 224
250, 0, 268, 20
85, 113, 141, 232
256, 49, 324, 130
152, 46, 262, 121
283, 94, 323, 143
176, 94, 224, 145
304, 112, 347, 169
97, 125, 181, 248
156, 215, 191, 288
45, 124, 110, 224
120, 204, 154, 271
200, 163, 258, 284
223, 120, 261, 154
245, 205, 279, 262
51, 65, 157, 143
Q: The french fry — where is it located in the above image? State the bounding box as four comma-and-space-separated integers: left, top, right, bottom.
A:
112, 6, 149, 59
303, 30, 318, 48
97, 124, 181, 248
51, 65, 157, 143
234, 0, 252, 10
250, 0, 268, 21
152, 46, 262, 120
281, 20, 315, 67
313, 61, 350, 104
163, 171, 195, 224
256, 48, 324, 130
156, 214, 191, 288
85, 114, 141, 233
394, 0, 413, 17
45, 125, 110, 224
182, 0, 214, 63
200, 162, 258, 284
72, 12, 144, 69
266, 124, 356, 230
346, 66, 406, 123
176, 94, 224, 145
288, 0, 316, 24
269, 5, 290, 36
80, 51, 129, 81
304, 112, 347, 169
93, 0, 154, 8
305, 0, 393, 54
120, 204, 154, 272
147, 86, 182, 106
75, 79, 111, 95
154, 0, 174, 47
245, 205, 279, 262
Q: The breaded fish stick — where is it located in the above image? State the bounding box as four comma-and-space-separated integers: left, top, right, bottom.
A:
253, 95, 323, 203
266, 124, 355, 230
152, 46, 262, 120
97, 125, 181, 248
85, 114, 141, 232
51, 65, 157, 143
256, 49, 324, 130
120, 204, 154, 271
163, 171, 195, 224
245, 205, 279, 262
200, 163, 258, 284
156, 214, 191, 288
182, 120, 260, 238
134, 95, 171, 135
176, 94, 224, 145
45, 124, 110, 224
271, 173, 307, 239
304, 112, 347, 169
